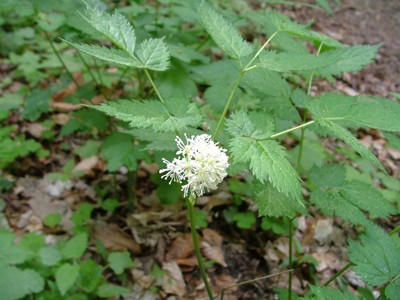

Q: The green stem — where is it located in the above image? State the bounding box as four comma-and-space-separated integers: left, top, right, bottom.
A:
220, 269, 293, 300
127, 171, 136, 210
212, 72, 244, 140
288, 217, 294, 300
144, 68, 164, 103
45, 32, 79, 87
270, 120, 315, 140
92, 57, 104, 87
77, 52, 99, 87
244, 31, 279, 71
323, 262, 353, 287
187, 197, 214, 300
390, 224, 400, 235
296, 42, 324, 170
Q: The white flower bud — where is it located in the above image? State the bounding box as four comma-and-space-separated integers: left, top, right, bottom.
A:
159, 134, 229, 198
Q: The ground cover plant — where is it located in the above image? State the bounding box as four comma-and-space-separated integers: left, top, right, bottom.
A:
0, 0, 399, 299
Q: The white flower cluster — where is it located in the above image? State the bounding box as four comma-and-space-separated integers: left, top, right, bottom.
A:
160, 134, 229, 198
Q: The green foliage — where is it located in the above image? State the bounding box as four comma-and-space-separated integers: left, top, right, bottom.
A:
233, 212, 256, 229
91, 97, 202, 133
302, 285, 358, 300
108, 251, 134, 275
198, 1, 253, 59
309, 165, 396, 225
56, 263, 80, 296
64, 6, 169, 71
0, 266, 44, 300
348, 224, 400, 288
62, 233, 88, 259
254, 182, 305, 218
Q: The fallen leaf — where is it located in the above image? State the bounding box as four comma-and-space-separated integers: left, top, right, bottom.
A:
26, 123, 46, 138
201, 241, 227, 267
314, 219, 334, 245
52, 113, 70, 125
51, 102, 81, 112
162, 262, 186, 297
91, 221, 141, 254
202, 228, 223, 246
72, 156, 99, 176
166, 234, 194, 262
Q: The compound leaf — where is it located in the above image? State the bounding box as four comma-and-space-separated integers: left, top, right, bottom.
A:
348, 224, 400, 286
198, 1, 253, 59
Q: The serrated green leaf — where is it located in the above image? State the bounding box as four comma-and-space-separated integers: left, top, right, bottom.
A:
0, 266, 44, 300
386, 277, 400, 300
108, 252, 134, 275
136, 38, 170, 71
254, 181, 305, 218
227, 111, 302, 203
340, 181, 395, 219
306, 93, 400, 132
91, 97, 202, 133
62, 233, 88, 259
56, 263, 80, 296
309, 166, 397, 224
302, 285, 358, 300
258, 50, 336, 72
82, 7, 136, 54
198, 1, 253, 59
309, 164, 346, 188
63, 41, 142, 67
317, 44, 380, 76
258, 45, 379, 75
266, 10, 342, 48
311, 189, 368, 224
316, 119, 384, 171
348, 224, 400, 286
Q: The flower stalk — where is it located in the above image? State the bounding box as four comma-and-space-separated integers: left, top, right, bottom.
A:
188, 196, 215, 300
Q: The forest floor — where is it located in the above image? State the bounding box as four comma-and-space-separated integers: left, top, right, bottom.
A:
1, 1, 399, 299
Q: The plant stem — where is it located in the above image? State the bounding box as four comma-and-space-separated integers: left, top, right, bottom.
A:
270, 120, 316, 140
127, 171, 136, 210
187, 197, 214, 300
296, 42, 324, 169
212, 72, 244, 140
77, 52, 99, 86
244, 31, 279, 71
45, 32, 79, 87
288, 217, 294, 300
322, 262, 353, 287
144, 68, 164, 103
220, 269, 293, 300
390, 224, 400, 235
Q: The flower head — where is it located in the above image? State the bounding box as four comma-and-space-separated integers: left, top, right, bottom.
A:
160, 134, 229, 198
